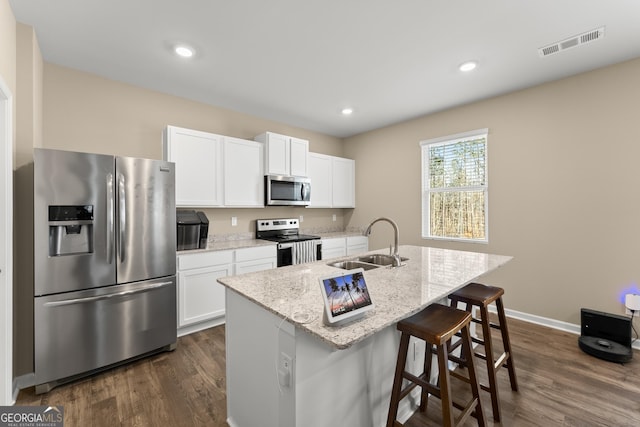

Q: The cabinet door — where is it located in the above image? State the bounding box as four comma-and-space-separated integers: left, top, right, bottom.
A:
264, 132, 289, 176
289, 137, 309, 177
308, 153, 332, 208
332, 157, 355, 208
224, 137, 264, 207
321, 238, 346, 260
346, 236, 369, 256
164, 126, 223, 207
178, 263, 233, 327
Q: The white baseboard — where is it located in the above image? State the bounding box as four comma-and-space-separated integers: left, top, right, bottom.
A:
497, 307, 640, 351
177, 317, 225, 338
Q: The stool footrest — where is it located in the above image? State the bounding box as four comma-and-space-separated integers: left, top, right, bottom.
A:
449, 369, 471, 385
453, 397, 480, 427
402, 371, 439, 398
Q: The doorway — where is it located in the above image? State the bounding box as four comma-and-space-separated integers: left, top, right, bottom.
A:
0, 75, 14, 405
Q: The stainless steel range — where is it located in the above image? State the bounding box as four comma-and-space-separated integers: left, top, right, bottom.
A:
256, 218, 322, 266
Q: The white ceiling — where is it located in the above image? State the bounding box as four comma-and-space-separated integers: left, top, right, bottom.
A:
9, 0, 640, 138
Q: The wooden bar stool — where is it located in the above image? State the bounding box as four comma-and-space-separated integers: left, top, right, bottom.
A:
387, 304, 486, 427
448, 282, 518, 422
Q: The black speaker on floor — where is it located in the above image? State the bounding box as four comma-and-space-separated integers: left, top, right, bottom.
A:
578, 308, 632, 363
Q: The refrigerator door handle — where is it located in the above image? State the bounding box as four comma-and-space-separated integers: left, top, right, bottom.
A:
42, 281, 174, 307
118, 173, 126, 263
106, 173, 114, 264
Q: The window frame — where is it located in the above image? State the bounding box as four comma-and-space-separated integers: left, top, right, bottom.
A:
420, 128, 489, 243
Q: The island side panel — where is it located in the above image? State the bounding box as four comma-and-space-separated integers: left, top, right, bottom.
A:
225, 289, 295, 427
295, 323, 430, 427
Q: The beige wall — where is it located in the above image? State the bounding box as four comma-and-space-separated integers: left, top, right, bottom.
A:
0, 0, 16, 86
16, 23, 42, 167
13, 21, 44, 378
344, 57, 640, 324
42, 63, 348, 234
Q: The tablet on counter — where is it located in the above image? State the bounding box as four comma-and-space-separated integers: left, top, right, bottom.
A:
318, 268, 374, 326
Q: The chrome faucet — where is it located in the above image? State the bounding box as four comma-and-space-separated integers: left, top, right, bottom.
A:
364, 217, 402, 267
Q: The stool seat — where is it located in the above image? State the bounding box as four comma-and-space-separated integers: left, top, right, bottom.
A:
450, 282, 504, 305
449, 282, 518, 423
387, 304, 486, 427
398, 304, 472, 345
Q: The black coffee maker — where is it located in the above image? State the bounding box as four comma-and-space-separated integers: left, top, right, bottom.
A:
176, 210, 209, 250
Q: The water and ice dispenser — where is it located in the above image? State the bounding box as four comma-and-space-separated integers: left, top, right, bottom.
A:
48, 205, 94, 256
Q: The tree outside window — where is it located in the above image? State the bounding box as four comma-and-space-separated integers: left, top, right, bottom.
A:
421, 129, 488, 242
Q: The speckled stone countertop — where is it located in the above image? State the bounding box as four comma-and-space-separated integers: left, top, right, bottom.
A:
176, 238, 276, 254
218, 245, 512, 349
177, 230, 363, 255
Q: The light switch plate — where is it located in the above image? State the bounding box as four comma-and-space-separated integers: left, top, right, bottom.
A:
231, 216, 237, 226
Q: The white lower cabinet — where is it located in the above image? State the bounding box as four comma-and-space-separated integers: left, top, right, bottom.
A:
235, 246, 277, 275
176, 245, 277, 336
321, 236, 368, 260
177, 251, 233, 335
346, 235, 369, 255
321, 237, 347, 260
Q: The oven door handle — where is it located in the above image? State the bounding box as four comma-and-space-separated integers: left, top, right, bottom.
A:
279, 243, 294, 249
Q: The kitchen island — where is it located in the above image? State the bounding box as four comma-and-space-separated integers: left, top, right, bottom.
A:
218, 245, 512, 427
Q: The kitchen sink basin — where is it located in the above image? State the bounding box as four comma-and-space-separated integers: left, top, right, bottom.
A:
328, 254, 409, 270
356, 254, 409, 266
326, 260, 380, 271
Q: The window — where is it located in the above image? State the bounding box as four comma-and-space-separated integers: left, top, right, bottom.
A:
421, 129, 488, 242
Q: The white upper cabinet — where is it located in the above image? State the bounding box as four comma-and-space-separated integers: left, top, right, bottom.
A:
223, 137, 264, 207
163, 125, 223, 207
289, 137, 309, 177
308, 153, 333, 208
308, 153, 355, 208
332, 157, 355, 208
255, 131, 309, 177
164, 126, 266, 208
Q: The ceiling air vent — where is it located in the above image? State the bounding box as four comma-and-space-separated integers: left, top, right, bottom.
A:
538, 26, 605, 57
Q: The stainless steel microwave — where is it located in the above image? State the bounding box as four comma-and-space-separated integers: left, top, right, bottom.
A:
265, 175, 311, 206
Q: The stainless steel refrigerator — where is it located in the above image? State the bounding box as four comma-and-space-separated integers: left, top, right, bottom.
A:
33, 148, 177, 393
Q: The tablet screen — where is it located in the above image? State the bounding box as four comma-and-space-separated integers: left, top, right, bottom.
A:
319, 269, 373, 323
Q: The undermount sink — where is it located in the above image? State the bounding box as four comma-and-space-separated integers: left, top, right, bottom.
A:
327, 254, 409, 270
326, 260, 380, 271
356, 254, 409, 266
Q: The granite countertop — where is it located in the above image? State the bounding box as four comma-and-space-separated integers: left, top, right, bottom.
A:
217, 245, 512, 350
177, 230, 364, 255
177, 238, 277, 254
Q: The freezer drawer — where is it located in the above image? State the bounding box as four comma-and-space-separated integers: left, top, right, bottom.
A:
34, 277, 177, 388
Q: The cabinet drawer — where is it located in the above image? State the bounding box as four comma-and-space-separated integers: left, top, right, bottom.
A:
235, 245, 276, 262
346, 236, 368, 246
178, 250, 234, 270
321, 237, 346, 249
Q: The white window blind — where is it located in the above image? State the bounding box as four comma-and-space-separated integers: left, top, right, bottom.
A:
420, 129, 488, 242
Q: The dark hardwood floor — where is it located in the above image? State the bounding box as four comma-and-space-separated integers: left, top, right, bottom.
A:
16, 318, 640, 426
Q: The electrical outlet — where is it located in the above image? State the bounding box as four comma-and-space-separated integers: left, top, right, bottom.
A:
332, 214, 336, 222
299, 215, 303, 222
231, 216, 237, 226
278, 352, 293, 387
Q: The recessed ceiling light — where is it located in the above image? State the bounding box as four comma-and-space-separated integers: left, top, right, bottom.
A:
175, 45, 195, 58
341, 108, 353, 115
459, 61, 477, 72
